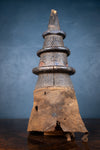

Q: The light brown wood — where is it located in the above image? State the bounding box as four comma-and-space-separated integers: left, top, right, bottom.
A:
27, 86, 87, 133
65, 133, 72, 142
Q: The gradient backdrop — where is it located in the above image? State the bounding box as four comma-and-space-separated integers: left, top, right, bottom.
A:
0, 0, 100, 118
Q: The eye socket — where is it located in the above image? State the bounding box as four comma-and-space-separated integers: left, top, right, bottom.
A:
35, 106, 38, 111
44, 91, 46, 95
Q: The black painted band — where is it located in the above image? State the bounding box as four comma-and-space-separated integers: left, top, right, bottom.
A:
32, 66, 75, 75
37, 47, 70, 57
42, 30, 66, 39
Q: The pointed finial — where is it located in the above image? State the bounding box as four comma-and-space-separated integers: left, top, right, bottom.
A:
42, 9, 66, 39
48, 9, 60, 30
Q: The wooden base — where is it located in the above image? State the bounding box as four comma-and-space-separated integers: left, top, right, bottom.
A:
81, 133, 88, 142
44, 132, 88, 142
27, 86, 88, 135
44, 131, 63, 136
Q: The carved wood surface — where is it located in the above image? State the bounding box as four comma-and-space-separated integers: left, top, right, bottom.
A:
28, 9, 88, 136
27, 86, 87, 133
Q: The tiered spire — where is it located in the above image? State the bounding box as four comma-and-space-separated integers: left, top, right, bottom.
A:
33, 9, 75, 76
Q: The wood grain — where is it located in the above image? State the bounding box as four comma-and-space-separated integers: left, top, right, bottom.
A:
27, 86, 87, 133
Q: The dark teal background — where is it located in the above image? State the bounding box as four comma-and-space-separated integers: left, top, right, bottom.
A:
0, 0, 100, 118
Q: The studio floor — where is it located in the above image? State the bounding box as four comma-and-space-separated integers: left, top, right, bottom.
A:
0, 119, 99, 150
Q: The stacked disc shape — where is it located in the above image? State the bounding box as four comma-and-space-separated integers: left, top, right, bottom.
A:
33, 9, 75, 89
